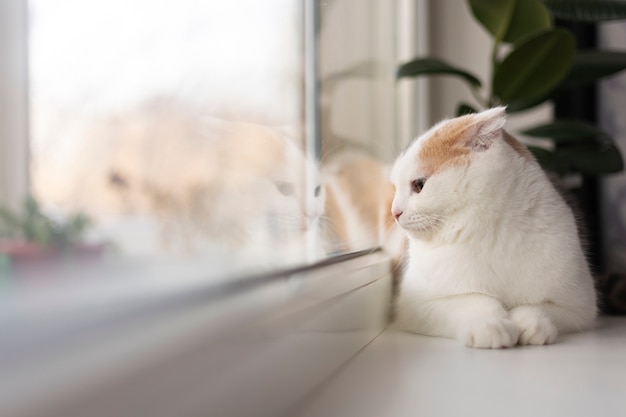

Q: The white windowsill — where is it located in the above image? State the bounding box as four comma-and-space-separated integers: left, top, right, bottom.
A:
1, 251, 393, 417
299, 316, 626, 417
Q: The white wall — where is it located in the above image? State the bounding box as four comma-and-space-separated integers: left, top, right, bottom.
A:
427, 0, 551, 135
429, 0, 490, 122
318, 0, 398, 161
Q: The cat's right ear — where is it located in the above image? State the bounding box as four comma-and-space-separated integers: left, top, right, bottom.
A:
466, 106, 507, 152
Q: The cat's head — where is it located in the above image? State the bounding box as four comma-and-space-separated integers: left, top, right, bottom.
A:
264, 133, 324, 237
390, 107, 526, 240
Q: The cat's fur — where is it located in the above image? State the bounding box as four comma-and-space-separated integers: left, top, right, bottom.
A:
390, 107, 597, 348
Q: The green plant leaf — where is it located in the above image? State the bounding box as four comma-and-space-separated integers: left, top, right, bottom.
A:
528, 141, 624, 175
506, 90, 557, 113
396, 58, 482, 87
0, 205, 22, 239
493, 29, 576, 104
561, 50, 626, 88
469, 0, 552, 43
456, 103, 479, 116
522, 120, 623, 174
559, 143, 624, 174
0, 197, 93, 246
527, 146, 569, 175
543, 0, 626, 22
521, 120, 610, 143
506, 0, 553, 43
20, 196, 52, 244
64, 213, 92, 244
468, 0, 516, 41
508, 51, 626, 110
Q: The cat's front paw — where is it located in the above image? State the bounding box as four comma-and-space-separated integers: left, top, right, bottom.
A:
509, 306, 558, 345
459, 318, 520, 349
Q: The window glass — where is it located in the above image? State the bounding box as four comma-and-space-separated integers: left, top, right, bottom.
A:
15, 0, 397, 279
318, 0, 398, 256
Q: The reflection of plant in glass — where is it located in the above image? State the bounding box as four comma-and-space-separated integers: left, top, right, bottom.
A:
398, 0, 626, 177
0, 196, 92, 249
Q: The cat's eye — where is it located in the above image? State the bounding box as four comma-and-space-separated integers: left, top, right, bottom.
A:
411, 178, 426, 194
275, 181, 295, 196
314, 185, 321, 197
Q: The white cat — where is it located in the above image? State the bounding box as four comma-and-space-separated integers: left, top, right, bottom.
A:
390, 107, 597, 348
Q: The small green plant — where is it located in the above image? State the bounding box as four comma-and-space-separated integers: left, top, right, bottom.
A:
0, 196, 92, 249
398, 0, 626, 176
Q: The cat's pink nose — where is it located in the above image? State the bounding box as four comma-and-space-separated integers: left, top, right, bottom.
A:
393, 210, 403, 221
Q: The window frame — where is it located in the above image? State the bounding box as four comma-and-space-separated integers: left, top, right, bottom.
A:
0, 0, 427, 415
0, 0, 29, 209
1, 250, 393, 417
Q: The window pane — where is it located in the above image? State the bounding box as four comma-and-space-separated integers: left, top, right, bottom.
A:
18, 0, 399, 280
27, 0, 319, 276
318, 0, 399, 256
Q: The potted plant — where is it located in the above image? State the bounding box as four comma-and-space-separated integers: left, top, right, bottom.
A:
0, 196, 104, 276
397, 0, 626, 177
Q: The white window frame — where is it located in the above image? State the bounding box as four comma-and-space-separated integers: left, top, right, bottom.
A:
2, 251, 393, 417
396, 0, 430, 149
0, 1, 427, 415
0, 0, 29, 209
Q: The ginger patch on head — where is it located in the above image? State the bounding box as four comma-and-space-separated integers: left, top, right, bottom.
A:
417, 115, 474, 175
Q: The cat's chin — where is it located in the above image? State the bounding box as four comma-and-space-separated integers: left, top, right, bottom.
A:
403, 225, 438, 241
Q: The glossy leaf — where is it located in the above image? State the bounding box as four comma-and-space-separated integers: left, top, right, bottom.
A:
561, 50, 626, 88
527, 146, 568, 175
493, 29, 575, 104
521, 120, 610, 143
397, 58, 482, 87
506, 90, 556, 113
543, 0, 626, 22
509, 51, 626, 109
559, 143, 624, 174
469, 0, 516, 41
456, 103, 478, 116
528, 142, 624, 175
469, 0, 552, 43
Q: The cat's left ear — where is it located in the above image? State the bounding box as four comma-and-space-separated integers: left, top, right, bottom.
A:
467, 106, 507, 151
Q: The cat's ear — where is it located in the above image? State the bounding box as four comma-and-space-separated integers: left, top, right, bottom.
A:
466, 106, 507, 151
